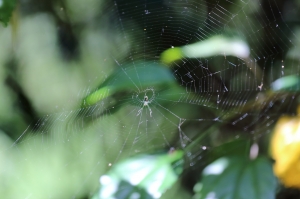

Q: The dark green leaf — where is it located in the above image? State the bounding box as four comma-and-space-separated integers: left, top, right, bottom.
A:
210, 139, 251, 160
82, 61, 177, 107
0, 0, 16, 26
194, 156, 277, 199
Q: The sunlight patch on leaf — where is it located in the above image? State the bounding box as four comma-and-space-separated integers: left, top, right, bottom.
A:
202, 158, 229, 175
94, 150, 184, 199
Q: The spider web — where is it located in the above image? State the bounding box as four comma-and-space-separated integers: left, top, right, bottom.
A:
2, 0, 300, 198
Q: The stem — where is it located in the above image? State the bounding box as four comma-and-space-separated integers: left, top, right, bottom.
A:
184, 123, 221, 152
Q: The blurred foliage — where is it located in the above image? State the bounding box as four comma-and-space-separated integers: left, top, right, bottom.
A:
0, 0, 299, 199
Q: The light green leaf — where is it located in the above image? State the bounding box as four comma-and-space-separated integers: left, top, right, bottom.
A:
271, 75, 300, 91
161, 35, 250, 64
193, 156, 277, 199
94, 150, 184, 199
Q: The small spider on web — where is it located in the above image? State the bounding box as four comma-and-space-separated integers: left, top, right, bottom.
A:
137, 94, 153, 117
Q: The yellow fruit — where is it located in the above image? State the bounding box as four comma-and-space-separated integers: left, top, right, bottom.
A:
271, 106, 300, 188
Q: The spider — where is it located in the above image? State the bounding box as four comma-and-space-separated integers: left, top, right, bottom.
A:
137, 95, 152, 117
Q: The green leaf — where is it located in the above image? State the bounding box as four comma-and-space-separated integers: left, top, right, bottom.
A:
271, 75, 300, 91
193, 156, 277, 199
0, 0, 16, 26
94, 150, 184, 199
82, 61, 176, 107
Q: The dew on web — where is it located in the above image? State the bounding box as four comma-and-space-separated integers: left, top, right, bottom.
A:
1, 0, 300, 198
